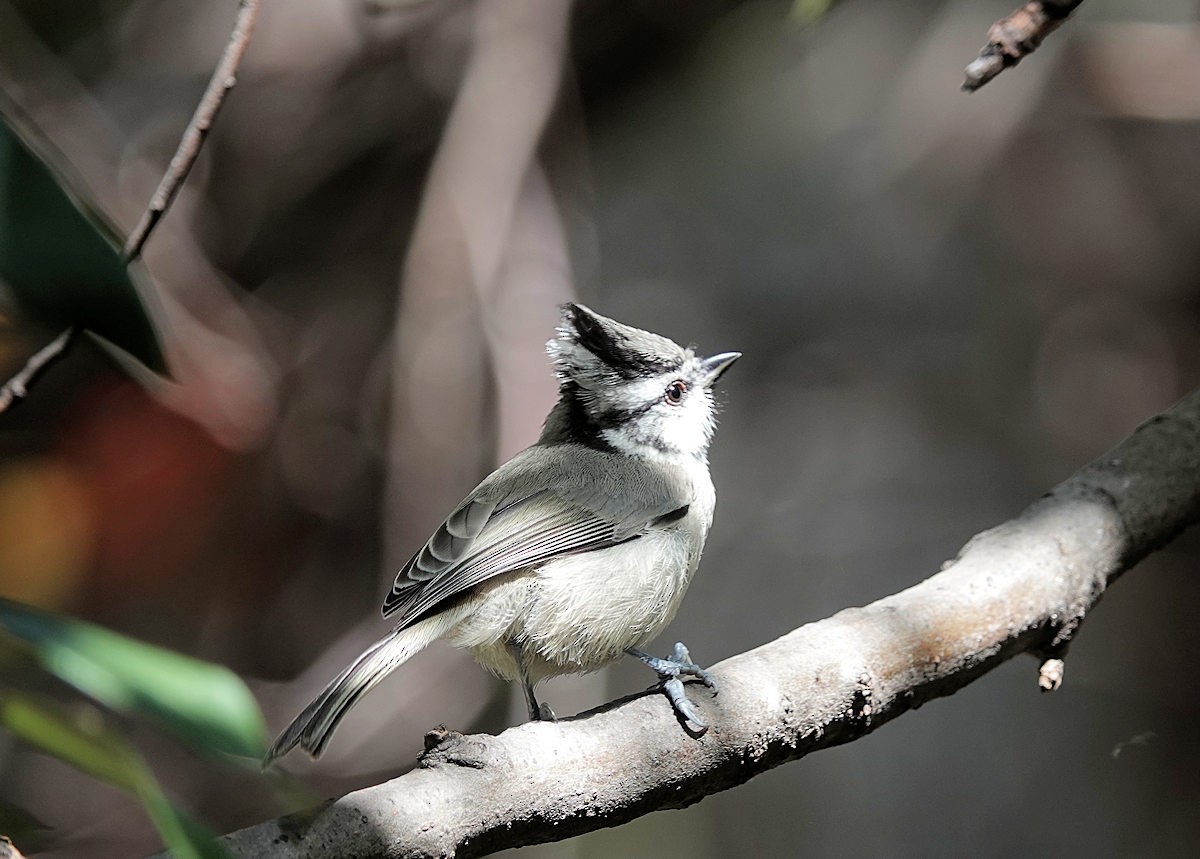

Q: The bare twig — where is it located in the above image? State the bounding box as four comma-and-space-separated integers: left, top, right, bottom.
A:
0, 327, 76, 414
0, 0, 261, 411
213, 388, 1200, 858
963, 1, 1085, 92
1, 1, 279, 445
121, 0, 260, 264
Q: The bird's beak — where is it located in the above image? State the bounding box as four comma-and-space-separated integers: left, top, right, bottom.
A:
699, 351, 740, 385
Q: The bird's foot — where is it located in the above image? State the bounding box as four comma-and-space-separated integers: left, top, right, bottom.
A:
627, 642, 716, 733
536, 702, 557, 722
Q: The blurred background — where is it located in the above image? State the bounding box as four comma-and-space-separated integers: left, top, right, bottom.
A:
1, 0, 1199, 856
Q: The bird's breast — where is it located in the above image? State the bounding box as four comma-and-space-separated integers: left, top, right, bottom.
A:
457, 460, 717, 683
517, 522, 702, 674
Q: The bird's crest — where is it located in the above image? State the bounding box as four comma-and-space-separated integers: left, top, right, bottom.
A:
547, 303, 687, 390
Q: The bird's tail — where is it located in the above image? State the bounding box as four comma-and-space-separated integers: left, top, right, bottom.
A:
263, 609, 465, 767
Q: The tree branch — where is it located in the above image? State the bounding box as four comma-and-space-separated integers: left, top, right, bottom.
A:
215, 388, 1200, 857
121, 0, 260, 264
0, 326, 76, 414
0, 0, 261, 412
963, 1, 1085, 92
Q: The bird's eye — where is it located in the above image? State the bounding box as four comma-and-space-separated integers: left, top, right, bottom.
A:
664, 380, 688, 405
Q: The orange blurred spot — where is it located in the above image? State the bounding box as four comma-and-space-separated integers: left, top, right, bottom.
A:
0, 458, 95, 609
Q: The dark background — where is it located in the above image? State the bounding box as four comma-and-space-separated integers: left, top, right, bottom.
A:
1, 0, 1198, 856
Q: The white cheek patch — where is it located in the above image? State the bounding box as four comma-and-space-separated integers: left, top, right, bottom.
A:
659, 392, 715, 457
602, 389, 715, 461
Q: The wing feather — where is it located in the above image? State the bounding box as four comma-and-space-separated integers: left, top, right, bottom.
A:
393, 510, 620, 626
446, 496, 496, 538
381, 444, 692, 627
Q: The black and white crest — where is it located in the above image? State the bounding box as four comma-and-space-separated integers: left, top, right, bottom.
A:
547, 303, 688, 389
541, 303, 735, 461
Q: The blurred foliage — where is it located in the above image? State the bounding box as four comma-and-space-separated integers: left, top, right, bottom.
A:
0, 119, 166, 374
0, 598, 266, 759
790, 0, 834, 25
0, 692, 229, 858
0, 598, 265, 853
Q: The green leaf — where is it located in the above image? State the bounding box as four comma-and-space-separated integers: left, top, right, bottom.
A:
0, 692, 144, 790
791, 0, 834, 25
0, 598, 266, 759
0, 692, 230, 859
138, 788, 231, 859
0, 116, 167, 374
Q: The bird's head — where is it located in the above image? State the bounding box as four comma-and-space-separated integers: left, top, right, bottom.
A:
544, 302, 739, 461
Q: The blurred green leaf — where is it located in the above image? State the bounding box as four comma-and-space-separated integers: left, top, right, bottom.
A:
791, 0, 833, 25
0, 117, 167, 374
0, 692, 230, 859
0, 598, 266, 759
139, 789, 231, 859
0, 692, 143, 790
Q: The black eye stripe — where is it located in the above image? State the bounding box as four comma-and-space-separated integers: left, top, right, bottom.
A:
596, 400, 656, 429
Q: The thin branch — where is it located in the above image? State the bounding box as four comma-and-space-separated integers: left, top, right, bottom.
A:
0, 327, 76, 414
214, 388, 1200, 858
120, 0, 260, 264
0, 0, 260, 410
963, 1, 1085, 92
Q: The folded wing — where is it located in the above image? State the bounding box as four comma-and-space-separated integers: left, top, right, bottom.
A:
382, 445, 691, 629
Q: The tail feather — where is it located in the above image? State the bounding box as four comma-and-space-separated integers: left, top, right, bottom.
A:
264, 610, 465, 767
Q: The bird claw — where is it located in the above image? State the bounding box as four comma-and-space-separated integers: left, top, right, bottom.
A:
536, 702, 557, 722
672, 642, 717, 688
627, 642, 717, 731
662, 677, 706, 729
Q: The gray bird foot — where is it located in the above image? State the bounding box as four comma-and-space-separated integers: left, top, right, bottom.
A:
536, 702, 557, 722
627, 642, 716, 732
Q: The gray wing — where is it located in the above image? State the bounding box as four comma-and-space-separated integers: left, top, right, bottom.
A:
382, 444, 691, 628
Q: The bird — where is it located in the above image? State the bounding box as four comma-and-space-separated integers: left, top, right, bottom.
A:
264, 302, 739, 765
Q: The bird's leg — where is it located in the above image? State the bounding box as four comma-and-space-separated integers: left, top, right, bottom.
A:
522, 679, 542, 722
626, 642, 716, 732
510, 642, 556, 722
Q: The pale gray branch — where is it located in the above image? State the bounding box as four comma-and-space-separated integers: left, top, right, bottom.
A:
220, 387, 1200, 858
963, 1, 1085, 92
0, 327, 76, 414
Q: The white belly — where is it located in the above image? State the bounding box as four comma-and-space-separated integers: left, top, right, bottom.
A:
447, 459, 716, 685
449, 512, 709, 684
